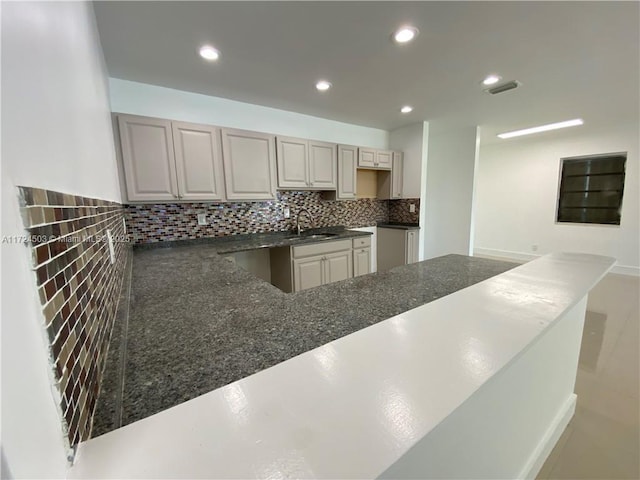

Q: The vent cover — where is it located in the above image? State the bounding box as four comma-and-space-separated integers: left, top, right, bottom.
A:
485, 80, 520, 95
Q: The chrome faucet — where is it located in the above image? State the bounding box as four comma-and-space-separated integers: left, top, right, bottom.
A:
296, 209, 314, 235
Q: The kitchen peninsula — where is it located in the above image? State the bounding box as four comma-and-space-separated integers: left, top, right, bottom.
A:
72, 251, 614, 479
93, 230, 517, 435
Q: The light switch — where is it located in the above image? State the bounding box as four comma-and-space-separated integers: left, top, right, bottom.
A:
409, 204, 416, 213
197, 213, 207, 226
284, 207, 290, 219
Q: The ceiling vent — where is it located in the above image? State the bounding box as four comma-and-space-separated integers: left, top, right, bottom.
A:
485, 80, 520, 95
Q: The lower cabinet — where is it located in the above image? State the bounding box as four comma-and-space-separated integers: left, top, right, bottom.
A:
271, 237, 375, 293
353, 247, 371, 277
352, 235, 372, 277
377, 227, 420, 272
292, 241, 353, 292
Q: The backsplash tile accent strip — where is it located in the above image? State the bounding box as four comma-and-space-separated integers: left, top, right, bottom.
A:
127, 191, 389, 244
17, 187, 129, 447
389, 198, 420, 224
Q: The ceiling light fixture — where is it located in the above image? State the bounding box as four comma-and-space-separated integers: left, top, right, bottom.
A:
497, 119, 584, 139
393, 26, 419, 44
481, 74, 502, 86
199, 45, 220, 61
315, 80, 332, 92
400, 105, 413, 114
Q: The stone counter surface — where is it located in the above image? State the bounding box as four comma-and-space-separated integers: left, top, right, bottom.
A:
94, 234, 517, 436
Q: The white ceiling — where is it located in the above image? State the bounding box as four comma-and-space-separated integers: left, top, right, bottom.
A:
93, 1, 639, 142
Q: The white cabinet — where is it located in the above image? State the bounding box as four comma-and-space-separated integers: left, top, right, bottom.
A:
276, 136, 336, 190
290, 239, 352, 292
352, 235, 372, 276
358, 147, 392, 170
377, 227, 420, 272
293, 256, 324, 291
353, 247, 371, 277
276, 136, 308, 189
117, 114, 179, 202
391, 151, 404, 199
358, 148, 376, 168
376, 150, 392, 170
337, 144, 358, 200
406, 229, 419, 264
309, 141, 337, 189
324, 250, 353, 283
117, 114, 225, 202
222, 128, 277, 200
172, 121, 225, 201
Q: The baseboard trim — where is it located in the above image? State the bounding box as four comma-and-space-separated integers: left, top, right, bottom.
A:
519, 393, 576, 480
473, 248, 639, 277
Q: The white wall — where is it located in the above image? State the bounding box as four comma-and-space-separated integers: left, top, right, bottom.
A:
423, 123, 479, 259
1, 2, 122, 477
475, 122, 639, 275
109, 79, 388, 149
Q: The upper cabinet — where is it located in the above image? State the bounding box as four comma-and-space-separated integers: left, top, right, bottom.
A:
391, 151, 404, 199
221, 128, 277, 201
172, 121, 225, 201
376, 151, 403, 200
276, 136, 337, 190
357, 147, 392, 170
115, 112, 401, 203
308, 141, 337, 189
337, 144, 358, 200
117, 114, 179, 202
117, 114, 225, 202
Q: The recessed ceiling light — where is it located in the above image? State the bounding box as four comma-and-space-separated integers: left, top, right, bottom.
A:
199, 45, 220, 61
400, 105, 413, 114
393, 26, 419, 44
497, 119, 584, 139
482, 74, 502, 86
315, 80, 332, 92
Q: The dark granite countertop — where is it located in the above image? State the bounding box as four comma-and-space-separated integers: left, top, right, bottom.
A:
133, 226, 372, 254
94, 241, 517, 437
377, 222, 420, 230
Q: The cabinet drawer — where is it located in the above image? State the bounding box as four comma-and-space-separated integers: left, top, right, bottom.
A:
352, 236, 371, 248
292, 239, 352, 258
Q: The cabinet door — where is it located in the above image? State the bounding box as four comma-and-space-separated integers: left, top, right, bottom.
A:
308, 141, 337, 189
405, 230, 419, 264
353, 247, 371, 277
117, 114, 178, 202
293, 255, 324, 292
376, 150, 392, 170
358, 148, 376, 168
172, 122, 225, 201
337, 145, 357, 200
324, 250, 353, 284
221, 128, 277, 200
391, 151, 404, 199
276, 136, 308, 189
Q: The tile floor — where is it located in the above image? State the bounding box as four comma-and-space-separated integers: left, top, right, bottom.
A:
537, 273, 640, 479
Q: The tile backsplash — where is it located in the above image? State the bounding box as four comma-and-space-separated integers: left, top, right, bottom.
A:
389, 198, 420, 224
127, 191, 389, 244
18, 187, 129, 448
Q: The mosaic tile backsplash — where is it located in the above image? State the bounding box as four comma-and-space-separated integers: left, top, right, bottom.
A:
18, 187, 129, 448
127, 191, 389, 244
389, 198, 420, 224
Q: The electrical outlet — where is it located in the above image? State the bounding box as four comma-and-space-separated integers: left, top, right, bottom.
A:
409, 204, 416, 213
532, 244, 539, 252
197, 213, 207, 226
284, 207, 290, 219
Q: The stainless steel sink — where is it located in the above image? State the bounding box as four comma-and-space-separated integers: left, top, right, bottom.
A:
284, 233, 338, 241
